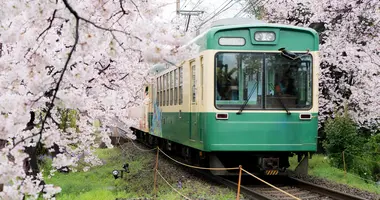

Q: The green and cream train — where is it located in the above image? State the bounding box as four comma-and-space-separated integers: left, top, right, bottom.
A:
131, 20, 319, 175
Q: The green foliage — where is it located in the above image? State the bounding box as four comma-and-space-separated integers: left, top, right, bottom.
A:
42, 145, 238, 199
323, 108, 363, 168
57, 108, 78, 132
289, 155, 380, 194
322, 107, 380, 182
360, 134, 380, 181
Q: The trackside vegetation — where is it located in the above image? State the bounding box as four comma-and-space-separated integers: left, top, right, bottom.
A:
323, 107, 380, 183
41, 143, 239, 200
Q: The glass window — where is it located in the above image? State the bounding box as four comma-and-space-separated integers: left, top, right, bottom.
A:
215, 53, 263, 109
170, 71, 173, 105
265, 54, 312, 109
174, 69, 178, 105
201, 57, 204, 102
179, 67, 183, 105
159, 76, 162, 106
156, 78, 159, 106
166, 73, 169, 106
191, 62, 196, 103
215, 52, 312, 110
163, 74, 166, 106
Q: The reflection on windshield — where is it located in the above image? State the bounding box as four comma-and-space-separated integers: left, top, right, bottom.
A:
215, 52, 312, 110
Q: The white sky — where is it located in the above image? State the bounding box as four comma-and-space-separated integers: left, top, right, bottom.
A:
161, 0, 249, 33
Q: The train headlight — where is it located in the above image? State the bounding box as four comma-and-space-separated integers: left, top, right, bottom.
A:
254, 31, 276, 42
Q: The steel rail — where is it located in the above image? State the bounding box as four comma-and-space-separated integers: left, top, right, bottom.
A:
127, 129, 368, 200
288, 177, 368, 200
193, 169, 273, 200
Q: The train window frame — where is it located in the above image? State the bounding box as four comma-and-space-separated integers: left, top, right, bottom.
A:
179, 66, 183, 105
200, 56, 204, 104
163, 74, 166, 106
156, 78, 159, 106
214, 51, 313, 111
160, 76, 163, 107
170, 71, 173, 106
174, 69, 178, 105
191, 61, 196, 103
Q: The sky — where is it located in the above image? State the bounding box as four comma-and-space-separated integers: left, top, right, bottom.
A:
161, 0, 250, 34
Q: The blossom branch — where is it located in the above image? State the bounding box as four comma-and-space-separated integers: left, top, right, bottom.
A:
37, 9, 58, 41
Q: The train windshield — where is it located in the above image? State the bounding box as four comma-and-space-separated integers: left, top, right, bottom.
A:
215, 52, 312, 110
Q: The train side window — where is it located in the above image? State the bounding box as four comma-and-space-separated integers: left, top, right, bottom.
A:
156, 78, 159, 106
179, 67, 183, 105
191, 61, 196, 103
160, 76, 162, 107
163, 74, 166, 106
166, 73, 169, 106
174, 69, 178, 105
200, 56, 204, 103
170, 71, 173, 106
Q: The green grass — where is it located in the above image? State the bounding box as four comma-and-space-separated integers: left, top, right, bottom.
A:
42, 144, 238, 200
290, 154, 380, 194
42, 148, 132, 199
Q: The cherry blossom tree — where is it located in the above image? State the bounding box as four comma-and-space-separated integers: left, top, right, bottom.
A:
0, 0, 191, 199
257, 0, 380, 130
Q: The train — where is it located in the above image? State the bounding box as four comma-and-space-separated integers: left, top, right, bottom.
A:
130, 19, 319, 176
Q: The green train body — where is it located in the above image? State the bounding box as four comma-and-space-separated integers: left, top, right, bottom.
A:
132, 20, 319, 175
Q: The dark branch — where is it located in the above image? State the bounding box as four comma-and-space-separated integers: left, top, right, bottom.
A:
97, 63, 111, 75
119, 73, 129, 80
129, 0, 142, 18
11, 0, 80, 150
102, 83, 115, 90
37, 9, 57, 41
78, 14, 142, 42
119, 0, 128, 14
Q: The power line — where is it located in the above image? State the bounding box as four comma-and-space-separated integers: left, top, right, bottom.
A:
234, 2, 251, 17
191, 0, 203, 11
181, 0, 189, 9
199, 0, 231, 22
234, 0, 263, 18
197, 0, 237, 28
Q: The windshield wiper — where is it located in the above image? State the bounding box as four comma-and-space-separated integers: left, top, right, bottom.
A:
236, 84, 257, 115
276, 94, 291, 115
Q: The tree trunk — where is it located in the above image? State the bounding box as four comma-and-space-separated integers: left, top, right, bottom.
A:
0, 139, 7, 192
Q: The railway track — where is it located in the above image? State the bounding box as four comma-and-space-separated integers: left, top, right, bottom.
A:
119, 131, 367, 200
196, 170, 368, 200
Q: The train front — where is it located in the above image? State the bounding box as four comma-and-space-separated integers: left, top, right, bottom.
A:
202, 23, 319, 175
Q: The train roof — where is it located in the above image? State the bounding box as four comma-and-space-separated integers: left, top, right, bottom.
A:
180, 18, 319, 52
149, 19, 319, 76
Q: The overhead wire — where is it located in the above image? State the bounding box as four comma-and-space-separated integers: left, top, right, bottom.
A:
191, 0, 203, 11
199, 0, 231, 22
197, 0, 236, 28
181, 0, 189, 9
234, 0, 263, 18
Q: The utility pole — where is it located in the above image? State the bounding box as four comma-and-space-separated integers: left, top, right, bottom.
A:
176, 0, 204, 32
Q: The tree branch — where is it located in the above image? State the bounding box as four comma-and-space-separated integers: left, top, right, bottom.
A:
37, 9, 57, 41
129, 0, 142, 18
119, 73, 129, 80
11, 0, 80, 150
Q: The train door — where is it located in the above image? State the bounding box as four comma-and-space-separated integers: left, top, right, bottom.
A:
190, 60, 198, 141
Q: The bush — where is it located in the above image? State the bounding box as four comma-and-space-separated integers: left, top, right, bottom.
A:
362, 134, 380, 181
323, 107, 380, 182
323, 108, 364, 169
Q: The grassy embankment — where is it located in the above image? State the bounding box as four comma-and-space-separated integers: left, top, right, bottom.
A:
289, 154, 380, 194
42, 144, 238, 200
